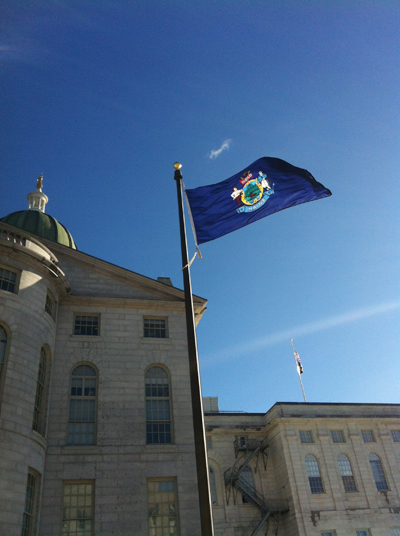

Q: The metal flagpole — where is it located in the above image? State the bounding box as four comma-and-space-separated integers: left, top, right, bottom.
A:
174, 163, 214, 536
290, 339, 307, 403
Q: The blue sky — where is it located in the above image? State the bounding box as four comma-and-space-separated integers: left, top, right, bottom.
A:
1, 1, 399, 411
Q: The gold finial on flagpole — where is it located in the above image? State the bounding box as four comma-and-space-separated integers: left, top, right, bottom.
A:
174, 162, 182, 170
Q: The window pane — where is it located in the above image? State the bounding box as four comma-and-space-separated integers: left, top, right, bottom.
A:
209, 468, 217, 505
74, 316, 99, 336
391, 431, 400, 443
144, 318, 167, 338
62, 482, 94, 536
0, 326, 7, 381
300, 431, 313, 443
146, 367, 172, 444
32, 348, 48, 436
337, 454, 357, 492
305, 455, 321, 477
331, 431, 344, 443
148, 479, 178, 536
68, 366, 97, 445
369, 454, 388, 491
306, 455, 324, 493
21, 472, 38, 536
0, 267, 17, 293
362, 431, 374, 443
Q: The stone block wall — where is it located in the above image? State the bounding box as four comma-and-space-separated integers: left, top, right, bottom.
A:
0, 250, 58, 536
40, 299, 202, 536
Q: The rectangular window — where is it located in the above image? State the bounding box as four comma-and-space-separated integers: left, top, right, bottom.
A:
21, 470, 40, 536
0, 266, 17, 293
300, 431, 313, 443
331, 430, 345, 443
391, 431, 400, 443
390, 529, 400, 536
321, 532, 336, 536
74, 315, 100, 336
206, 436, 212, 450
62, 481, 94, 536
356, 531, 370, 536
45, 292, 56, 320
144, 318, 167, 338
67, 366, 97, 446
147, 479, 179, 536
361, 431, 375, 443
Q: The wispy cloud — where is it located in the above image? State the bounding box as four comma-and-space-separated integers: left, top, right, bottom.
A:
209, 139, 232, 160
202, 301, 400, 366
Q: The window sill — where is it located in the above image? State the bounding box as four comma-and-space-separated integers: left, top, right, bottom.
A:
141, 337, 171, 343
62, 444, 98, 452
45, 311, 57, 324
145, 443, 176, 448
0, 288, 18, 297
32, 430, 47, 448
69, 335, 103, 341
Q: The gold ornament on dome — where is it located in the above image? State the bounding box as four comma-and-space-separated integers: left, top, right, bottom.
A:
36, 173, 43, 190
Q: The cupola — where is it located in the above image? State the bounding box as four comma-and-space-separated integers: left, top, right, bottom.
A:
0, 174, 77, 249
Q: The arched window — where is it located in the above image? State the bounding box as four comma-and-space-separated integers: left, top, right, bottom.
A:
145, 366, 172, 444
337, 454, 357, 492
239, 465, 255, 503
369, 454, 388, 491
209, 467, 217, 505
305, 454, 324, 494
0, 324, 9, 409
32, 347, 51, 436
0, 325, 7, 381
67, 365, 97, 445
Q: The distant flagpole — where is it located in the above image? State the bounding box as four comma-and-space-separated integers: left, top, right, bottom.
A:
290, 339, 307, 403
174, 163, 214, 536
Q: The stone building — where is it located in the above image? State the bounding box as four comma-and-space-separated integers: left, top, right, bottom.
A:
0, 180, 399, 536
204, 399, 400, 536
0, 179, 206, 536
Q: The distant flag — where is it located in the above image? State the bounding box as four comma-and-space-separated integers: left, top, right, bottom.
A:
290, 339, 307, 402
185, 157, 331, 245
294, 351, 304, 374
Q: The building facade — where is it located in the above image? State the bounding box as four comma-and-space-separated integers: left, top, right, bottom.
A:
204, 399, 400, 536
0, 180, 206, 536
1, 180, 399, 536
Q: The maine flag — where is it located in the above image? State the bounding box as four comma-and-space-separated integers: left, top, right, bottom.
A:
185, 157, 331, 245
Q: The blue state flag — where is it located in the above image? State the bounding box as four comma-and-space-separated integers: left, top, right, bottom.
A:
185, 157, 332, 245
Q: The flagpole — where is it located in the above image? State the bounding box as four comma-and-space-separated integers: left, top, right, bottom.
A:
174, 163, 214, 536
290, 339, 307, 403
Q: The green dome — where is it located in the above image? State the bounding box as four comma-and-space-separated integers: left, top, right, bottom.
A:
0, 210, 77, 250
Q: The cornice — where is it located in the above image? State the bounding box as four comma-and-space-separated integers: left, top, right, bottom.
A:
42, 237, 207, 308
61, 295, 206, 322
0, 224, 70, 295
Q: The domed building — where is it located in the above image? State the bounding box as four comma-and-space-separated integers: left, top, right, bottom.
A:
0, 176, 207, 536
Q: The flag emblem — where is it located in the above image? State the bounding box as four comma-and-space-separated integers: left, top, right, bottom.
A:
232, 170, 275, 213
185, 157, 332, 245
